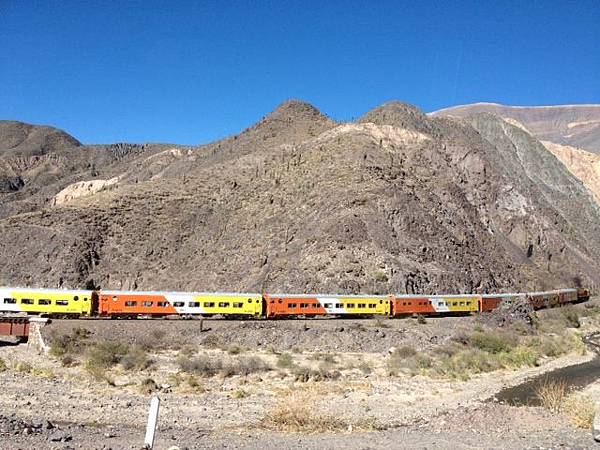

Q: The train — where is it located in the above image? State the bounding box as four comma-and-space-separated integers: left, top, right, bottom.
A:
0, 286, 591, 319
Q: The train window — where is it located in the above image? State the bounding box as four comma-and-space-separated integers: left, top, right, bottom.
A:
347, 303, 355, 308
188, 302, 200, 308
38, 299, 51, 305
247, 299, 252, 303
157, 301, 169, 307
56, 300, 69, 306
204, 302, 215, 308
233, 302, 243, 308
438, 302, 444, 306
379, 300, 383, 304
143, 301, 153, 307
218, 302, 230, 308
3, 298, 16, 304
357, 304, 366, 309
84, 298, 88, 302
369, 303, 376, 308
22, 299, 34, 305
335, 303, 342, 308
173, 301, 184, 307
323, 303, 332, 308
125, 301, 137, 307
112, 296, 118, 302
289, 303, 297, 308
278, 299, 282, 304
74, 296, 79, 301
300, 303, 308, 309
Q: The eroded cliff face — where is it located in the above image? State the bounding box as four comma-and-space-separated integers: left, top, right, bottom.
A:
541, 141, 600, 205
1, 101, 599, 294
431, 103, 600, 154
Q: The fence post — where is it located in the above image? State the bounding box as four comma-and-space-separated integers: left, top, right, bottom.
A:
144, 396, 160, 449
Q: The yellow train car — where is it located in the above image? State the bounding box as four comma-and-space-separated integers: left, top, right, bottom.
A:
0, 287, 95, 316
429, 294, 481, 314
182, 292, 263, 317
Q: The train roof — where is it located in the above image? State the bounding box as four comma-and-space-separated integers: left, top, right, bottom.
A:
266, 293, 388, 299
0, 286, 93, 294
100, 290, 261, 297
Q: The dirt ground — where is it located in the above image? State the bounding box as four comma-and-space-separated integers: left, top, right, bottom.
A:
1, 301, 599, 449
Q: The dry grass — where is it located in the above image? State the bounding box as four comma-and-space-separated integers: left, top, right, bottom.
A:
536, 380, 596, 429
263, 391, 348, 432
563, 394, 596, 429
535, 379, 568, 413
0, 357, 6, 372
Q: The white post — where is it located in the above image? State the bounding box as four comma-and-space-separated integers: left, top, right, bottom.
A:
594, 402, 600, 442
144, 396, 160, 449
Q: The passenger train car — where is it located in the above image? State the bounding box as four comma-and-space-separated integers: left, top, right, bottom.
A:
0, 286, 591, 319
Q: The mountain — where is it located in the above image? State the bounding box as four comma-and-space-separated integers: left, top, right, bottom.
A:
431, 103, 600, 154
0, 101, 599, 295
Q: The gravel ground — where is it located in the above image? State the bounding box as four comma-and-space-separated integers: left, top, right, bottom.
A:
41, 315, 477, 354
0, 301, 597, 449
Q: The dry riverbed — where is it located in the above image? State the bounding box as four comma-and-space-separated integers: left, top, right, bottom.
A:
0, 299, 599, 449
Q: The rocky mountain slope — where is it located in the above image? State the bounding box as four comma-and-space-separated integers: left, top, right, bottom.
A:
431, 103, 600, 154
1, 102, 599, 294
541, 141, 600, 205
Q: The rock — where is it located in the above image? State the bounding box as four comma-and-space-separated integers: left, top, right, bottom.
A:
49, 431, 72, 442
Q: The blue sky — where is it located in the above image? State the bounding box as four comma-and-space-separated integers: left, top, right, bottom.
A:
1, 0, 599, 145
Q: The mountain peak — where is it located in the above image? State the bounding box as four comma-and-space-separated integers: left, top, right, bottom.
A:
0, 120, 81, 156
264, 99, 329, 123
358, 101, 435, 135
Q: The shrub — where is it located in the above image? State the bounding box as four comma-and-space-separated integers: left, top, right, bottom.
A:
178, 355, 270, 377
388, 346, 432, 375
222, 356, 271, 377
85, 341, 129, 380
416, 315, 427, 324
561, 308, 580, 328
0, 358, 6, 372
16, 361, 32, 373
139, 378, 158, 394
49, 327, 91, 357
120, 347, 152, 371
469, 332, 514, 354
61, 355, 76, 367
277, 353, 295, 369
231, 389, 248, 399
391, 346, 417, 358
87, 341, 129, 368
177, 355, 222, 376
498, 346, 539, 368
227, 345, 243, 355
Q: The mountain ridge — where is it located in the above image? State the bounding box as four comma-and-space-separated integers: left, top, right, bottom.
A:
1, 101, 599, 295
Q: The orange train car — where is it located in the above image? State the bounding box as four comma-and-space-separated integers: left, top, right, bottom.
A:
98, 291, 177, 317
480, 293, 524, 312
390, 296, 437, 315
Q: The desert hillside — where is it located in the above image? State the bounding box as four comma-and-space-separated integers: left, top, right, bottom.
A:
431, 103, 600, 154
1, 102, 599, 294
